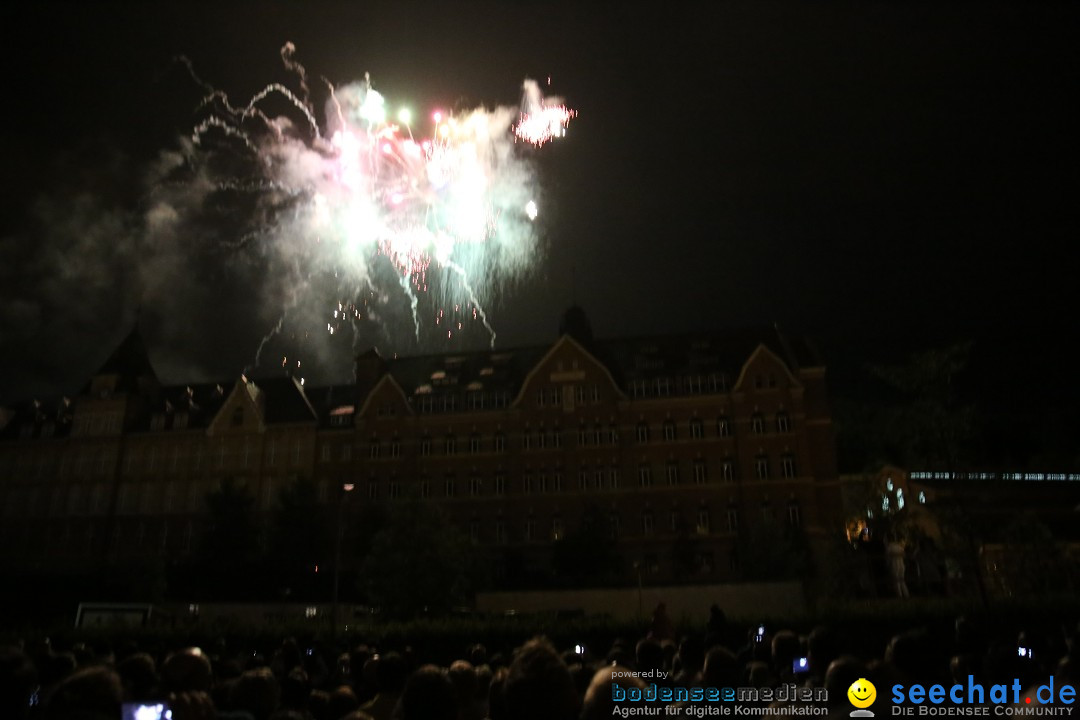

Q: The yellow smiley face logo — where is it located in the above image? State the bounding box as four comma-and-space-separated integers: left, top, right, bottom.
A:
848, 678, 876, 709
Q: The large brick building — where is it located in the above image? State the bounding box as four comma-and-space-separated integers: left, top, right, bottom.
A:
0, 309, 844, 590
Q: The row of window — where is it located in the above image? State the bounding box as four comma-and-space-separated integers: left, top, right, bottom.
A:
350, 414, 793, 461
1, 446, 800, 521
360, 455, 797, 502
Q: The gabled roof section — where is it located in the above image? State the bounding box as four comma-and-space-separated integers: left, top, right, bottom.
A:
599, 326, 798, 385
356, 373, 414, 418
207, 378, 267, 435
512, 334, 627, 406
732, 344, 803, 392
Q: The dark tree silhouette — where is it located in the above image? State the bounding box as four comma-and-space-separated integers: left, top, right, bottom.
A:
359, 501, 472, 619
269, 476, 332, 601
551, 504, 622, 586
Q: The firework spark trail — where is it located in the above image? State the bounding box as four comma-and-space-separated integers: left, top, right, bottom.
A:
398, 264, 422, 342
444, 259, 496, 348
169, 44, 572, 374
252, 311, 288, 372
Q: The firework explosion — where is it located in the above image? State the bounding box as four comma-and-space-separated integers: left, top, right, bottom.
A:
161, 44, 573, 378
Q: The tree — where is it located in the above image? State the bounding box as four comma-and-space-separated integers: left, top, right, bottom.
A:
359, 501, 472, 619
550, 504, 622, 586
736, 518, 807, 582
269, 476, 332, 600
870, 341, 979, 470
190, 477, 264, 600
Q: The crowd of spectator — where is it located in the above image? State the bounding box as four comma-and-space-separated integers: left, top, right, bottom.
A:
1, 606, 1077, 720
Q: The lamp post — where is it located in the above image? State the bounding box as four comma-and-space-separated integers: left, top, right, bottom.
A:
331, 482, 355, 635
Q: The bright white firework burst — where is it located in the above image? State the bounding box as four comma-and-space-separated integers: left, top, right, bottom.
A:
179, 44, 574, 370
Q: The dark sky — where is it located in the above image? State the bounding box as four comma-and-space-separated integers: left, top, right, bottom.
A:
1, 1, 1077, 413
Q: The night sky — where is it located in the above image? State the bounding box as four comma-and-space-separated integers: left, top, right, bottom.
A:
1, 2, 1077, 444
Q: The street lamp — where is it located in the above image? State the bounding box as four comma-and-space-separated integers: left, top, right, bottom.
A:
331, 482, 355, 634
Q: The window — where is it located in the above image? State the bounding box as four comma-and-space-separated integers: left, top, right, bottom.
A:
537, 431, 547, 450
717, 416, 731, 437
341, 443, 352, 461
469, 521, 480, 544
689, 419, 704, 439
539, 473, 549, 494
755, 456, 769, 480
663, 420, 676, 442
420, 436, 432, 456
553, 472, 563, 492
444, 476, 456, 498
552, 518, 564, 540
642, 512, 655, 536
655, 378, 671, 396
608, 424, 619, 445
552, 430, 563, 448
551, 387, 563, 407
726, 507, 739, 533
369, 439, 380, 459
666, 462, 679, 485
368, 481, 378, 501
390, 440, 401, 458
536, 389, 545, 408
525, 517, 536, 542
578, 426, 588, 447
762, 502, 774, 522
321, 445, 331, 462
721, 460, 734, 483
788, 502, 801, 527
608, 467, 619, 490
781, 455, 796, 479
631, 380, 647, 398
420, 479, 431, 499
575, 386, 585, 405
467, 392, 484, 411
636, 422, 650, 444
670, 511, 680, 533
469, 434, 481, 454
638, 463, 652, 488
469, 475, 482, 496
751, 414, 765, 434
523, 473, 533, 495
445, 435, 457, 455
693, 459, 707, 484
697, 509, 711, 535
593, 425, 602, 446
591, 385, 600, 403
609, 514, 620, 540
389, 480, 401, 500
495, 520, 506, 545
494, 433, 505, 452
495, 474, 506, 495
578, 469, 589, 491
594, 469, 604, 491
522, 432, 531, 451
777, 412, 791, 433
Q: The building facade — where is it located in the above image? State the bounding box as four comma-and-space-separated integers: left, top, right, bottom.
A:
0, 312, 844, 590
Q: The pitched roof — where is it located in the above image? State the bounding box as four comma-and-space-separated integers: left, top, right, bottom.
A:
86, 326, 158, 392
